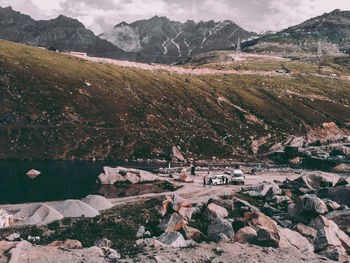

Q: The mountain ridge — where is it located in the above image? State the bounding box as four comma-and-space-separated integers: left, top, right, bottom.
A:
0, 6, 132, 60
100, 15, 256, 63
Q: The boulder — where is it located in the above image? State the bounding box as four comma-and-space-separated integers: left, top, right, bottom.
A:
278, 228, 314, 252
244, 212, 280, 248
26, 169, 41, 179
55, 200, 99, 218
232, 197, 260, 213
170, 146, 185, 162
318, 185, 350, 206
136, 226, 146, 238
293, 223, 317, 244
207, 217, 234, 241
158, 213, 187, 232
181, 226, 201, 241
48, 239, 82, 249
325, 200, 340, 211
309, 215, 350, 254
81, 195, 113, 211
332, 163, 350, 173
243, 183, 276, 198
289, 157, 302, 166
335, 177, 350, 186
234, 226, 258, 244
153, 195, 173, 217
14, 204, 63, 225
273, 195, 290, 205
7, 240, 106, 262
179, 174, 192, 182
290, 137, 304, 147
205, 203, 228, 221
94, 238, 112, 248
157, 231, 187, 248
98, 166, 157, 185
210, 198, 234, 212
217, 233, 230, 243
319, 246, 349, 262
0, 209, 13, 228
172, 194, 191, 212
172, 195, 193, 220
326, 209, 350, 235
6, 233, 20, 241
265, 185, 283, 201
295, 194, 328, 216
285, 171, 340, 190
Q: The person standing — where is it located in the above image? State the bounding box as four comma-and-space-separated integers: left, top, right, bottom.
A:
203, 176, 206, 187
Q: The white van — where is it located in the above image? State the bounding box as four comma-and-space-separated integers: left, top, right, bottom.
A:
231, 169, 245, 185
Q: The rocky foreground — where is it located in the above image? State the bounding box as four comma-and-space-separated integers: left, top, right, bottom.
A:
0, 169, 349, 262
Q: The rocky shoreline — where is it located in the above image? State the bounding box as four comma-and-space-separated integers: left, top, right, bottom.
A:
0, 167, 349, 262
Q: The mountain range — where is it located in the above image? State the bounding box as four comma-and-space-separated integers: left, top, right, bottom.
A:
99, 16, 256, 64
1, 6, 350, 63
0, 7, 131, 60
0, 6, 256, 64
243, 9, 350, 59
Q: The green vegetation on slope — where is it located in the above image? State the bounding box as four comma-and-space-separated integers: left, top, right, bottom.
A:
0, 40, 350, 160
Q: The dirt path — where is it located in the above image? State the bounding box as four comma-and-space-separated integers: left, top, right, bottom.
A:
108, 170, 300, 206
71, 54, 350, 81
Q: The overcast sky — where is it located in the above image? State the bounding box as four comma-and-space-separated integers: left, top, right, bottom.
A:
2, 0, 350, 34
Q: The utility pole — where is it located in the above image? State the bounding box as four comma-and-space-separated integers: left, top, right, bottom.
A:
236, 37, 241, 54
317, 39, 322, 58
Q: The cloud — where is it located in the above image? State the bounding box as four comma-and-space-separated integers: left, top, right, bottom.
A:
2, 0, 350, 34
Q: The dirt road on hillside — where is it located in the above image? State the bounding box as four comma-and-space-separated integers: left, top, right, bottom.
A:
71, 54, 350, 81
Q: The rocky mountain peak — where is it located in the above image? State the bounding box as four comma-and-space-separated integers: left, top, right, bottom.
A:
101, 16, 255, 64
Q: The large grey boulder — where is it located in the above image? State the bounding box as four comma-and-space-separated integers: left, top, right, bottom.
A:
278, 228, 314, 252
207, 217, 234, 241
284, 171, 340, 190
98, 166, 157, 185
81, 195, 113, 211
265, 185, 283, 201
55, 200, 99, 218
14, 204, 63, 225
326, 209, 350, 235
244, 212, 281, 248
318, 185, 350, 206
243, 183, 277, 198
293, 223, 317, 245
158, 213, 187, 232
309, 215, 350, 257
295, 194, 328, 216
319, 246, 349, 262
94, 238, 112, 248
157, 231, 187, 248
234, 226, 258, 244
205, 203, 228, 221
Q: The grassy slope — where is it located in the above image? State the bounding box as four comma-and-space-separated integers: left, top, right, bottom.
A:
0, 40, 350, 160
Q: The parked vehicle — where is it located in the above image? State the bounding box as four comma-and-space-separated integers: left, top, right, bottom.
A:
231, 169, 245, 185
208, 175, 229, 185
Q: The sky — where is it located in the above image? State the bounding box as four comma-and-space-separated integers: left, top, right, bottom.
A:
2, 0, 350, 34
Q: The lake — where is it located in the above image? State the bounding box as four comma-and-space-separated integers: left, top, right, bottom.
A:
0, 160, 168, 204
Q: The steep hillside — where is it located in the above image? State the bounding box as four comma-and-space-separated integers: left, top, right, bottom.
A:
0, 6, 131, 60
243, 9, 350, 59
1, 40, 350, 161
100, 16, 256, 64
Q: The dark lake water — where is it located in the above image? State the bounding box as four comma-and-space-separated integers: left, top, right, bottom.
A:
0, 160, 169, 204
